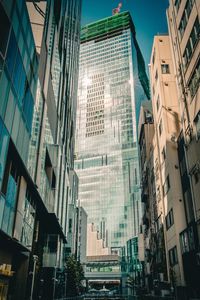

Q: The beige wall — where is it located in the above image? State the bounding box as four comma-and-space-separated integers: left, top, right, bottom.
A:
149, 36, 187, 285
167, 0, 200, 135
87, 223, 110, 257
167, 0, 200, 240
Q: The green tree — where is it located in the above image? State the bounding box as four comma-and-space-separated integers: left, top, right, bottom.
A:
65, 255, 85, 296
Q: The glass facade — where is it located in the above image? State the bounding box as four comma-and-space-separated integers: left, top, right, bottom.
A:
0, 1, 38, 167
26, 0, 82, 274
0, 1, 38, 239
75, 12, 149, 249
0, 118, 9, 191
20, 190, 35, 248
127, 237, 141, 273
0, 0, 82, 298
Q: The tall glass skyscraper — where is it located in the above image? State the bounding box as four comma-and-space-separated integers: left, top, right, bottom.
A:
75, 12, 150, 251
0, 1, 82, 299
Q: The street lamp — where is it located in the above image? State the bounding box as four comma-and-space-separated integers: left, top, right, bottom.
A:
30, 255, 38, 300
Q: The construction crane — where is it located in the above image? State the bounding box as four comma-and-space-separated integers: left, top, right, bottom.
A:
112, 2, 123, 15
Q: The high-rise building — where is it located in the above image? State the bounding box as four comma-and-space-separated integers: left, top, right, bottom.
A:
0, 1, 39, 299
138, 101, 156, 291
139, 30, 200, 298
149, 35, 187, 291
26, 0, 82, 299
75, 12, 150, 253
0, 1, 82, 299
167, 0, 200, 296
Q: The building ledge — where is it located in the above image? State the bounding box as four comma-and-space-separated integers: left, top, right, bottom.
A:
0, 229, 30, 255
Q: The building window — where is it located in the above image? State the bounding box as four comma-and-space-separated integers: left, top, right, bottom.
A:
183, 189, 194, 223
188, 58, 200, 99
157, 187, 161, 202
183, 39, 192, 67
183, 17, 200, 68
180, 230, 189, 253
69, 219, 72, 233
194, 111, 200, 139
169, 246, 178, 266
156, 95, 160, 111
152, 49, 155, 65
155, 70, 158, 81
190, 18, 200, 47
185, 0, 194, 18
161, 146, 166, 161
0, 120, 9, 191
166, 208, 174, 230
175, 0, 181, 13
179, 14, 187, 38
179, 0, 195, 39
21, 190, 35, 248
161, 64, 170, 74
180, 226, 195, 254
0, 4, 11, 57
163, 175, 170, 195
194, 172, 199, 184
159, 119, 163, 136
1, 156, 19, 236
152, 85, 155, 95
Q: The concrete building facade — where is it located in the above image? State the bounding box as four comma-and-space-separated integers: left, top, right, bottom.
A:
149, 35, 187, 288
167, 0, 200, 296
138, 35, 196, 298
138, 102, 158, 291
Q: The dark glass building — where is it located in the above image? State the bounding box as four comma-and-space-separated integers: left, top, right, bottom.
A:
0, 1, 38, 299
0, 0, 82, 299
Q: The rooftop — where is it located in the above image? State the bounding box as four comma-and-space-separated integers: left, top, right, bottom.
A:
81, 11, 135, 43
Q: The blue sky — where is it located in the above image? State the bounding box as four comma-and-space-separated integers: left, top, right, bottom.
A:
81, 0, 169, 67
